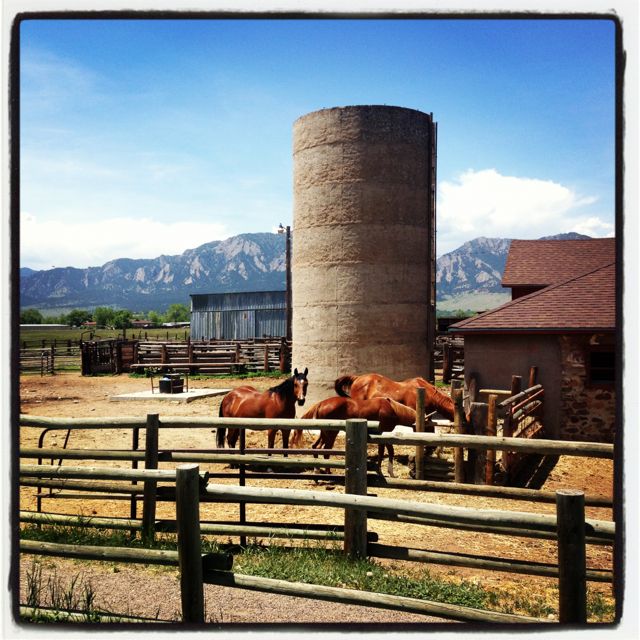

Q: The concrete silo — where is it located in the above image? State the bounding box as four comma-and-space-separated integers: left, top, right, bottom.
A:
292, 105, 437, 405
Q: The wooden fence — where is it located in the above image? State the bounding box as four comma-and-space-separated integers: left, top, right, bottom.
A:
19, 413, 615, 623
18, 456, 612, 624
130, 338, 291, 375
20, 338, 292, 376
19, 345, 81, 375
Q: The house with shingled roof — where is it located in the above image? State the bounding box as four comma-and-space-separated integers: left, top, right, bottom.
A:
449, 238, 617, 443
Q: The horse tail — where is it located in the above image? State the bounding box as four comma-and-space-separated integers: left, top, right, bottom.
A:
216, 401, 226, 448
335, 375, 356, 397
301, 400, 323, 420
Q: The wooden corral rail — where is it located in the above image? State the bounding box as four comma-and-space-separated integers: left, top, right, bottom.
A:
20, 412, 615, 621
20, 345, 81, 375
20, 412, 614, 510
18, 461, 608, 624
455, 368, 552, 486
132, 338, 291, 375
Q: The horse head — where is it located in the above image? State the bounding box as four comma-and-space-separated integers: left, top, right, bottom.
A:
293, 367, 309, 406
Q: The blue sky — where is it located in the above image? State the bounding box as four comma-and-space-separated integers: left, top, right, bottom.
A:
19, 16, 617, 270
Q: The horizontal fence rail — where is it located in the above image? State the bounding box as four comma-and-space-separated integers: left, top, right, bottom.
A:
18, 461, 612, 624
370, 432, 614, 459
202, 482, 614, 541
20, 414, 380, 432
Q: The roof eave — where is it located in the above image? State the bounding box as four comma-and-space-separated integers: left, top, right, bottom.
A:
449, 327, 616, 335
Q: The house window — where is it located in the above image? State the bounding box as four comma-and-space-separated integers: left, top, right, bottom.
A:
588, 348, 615, 385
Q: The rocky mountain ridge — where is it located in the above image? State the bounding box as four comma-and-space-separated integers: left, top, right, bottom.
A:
20, 231, 591, 313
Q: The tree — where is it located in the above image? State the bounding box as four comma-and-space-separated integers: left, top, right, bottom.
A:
94, 307, 115, 328
147, 311, 162, 327
112, 310, 133, 329
20, 309, 43, 324
67, 309, 92, 327
164, 303, 189, 323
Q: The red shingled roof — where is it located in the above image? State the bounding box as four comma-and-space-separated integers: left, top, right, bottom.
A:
450, 262, 616, 333
501, 238, 615, 288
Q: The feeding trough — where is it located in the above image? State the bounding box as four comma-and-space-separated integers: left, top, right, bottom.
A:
158, 374, 185, 394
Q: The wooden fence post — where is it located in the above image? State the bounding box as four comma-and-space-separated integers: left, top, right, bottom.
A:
528, 366, 538, 388
142, 414, 159, 543
453, 389, 465, 483
502, 375, 522, 480
176, 464, 205, 624
263, 344, 269, 372
130, 426, 140, 537
279, 338, 287, 373
485, 395, 498, 485
469, 402, 488, 484
442, 343, 452, 383
344, 419, 368, 558
556, 490, 587, 624
415, 387, 426, 480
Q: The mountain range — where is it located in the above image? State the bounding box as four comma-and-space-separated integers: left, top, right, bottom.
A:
20, 231, 591, 314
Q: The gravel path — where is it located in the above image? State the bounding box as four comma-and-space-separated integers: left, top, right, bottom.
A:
17, 557, 451, 627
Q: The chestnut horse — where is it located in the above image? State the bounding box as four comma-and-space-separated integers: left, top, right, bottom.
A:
216, 367, 309, 450
290, 395, 417, 477
334, 373, 454, 420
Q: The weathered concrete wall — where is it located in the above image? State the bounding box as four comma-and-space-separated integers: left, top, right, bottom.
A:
462, 334, 563, 438
292, 106, 435, 405
559, 335, 616, 443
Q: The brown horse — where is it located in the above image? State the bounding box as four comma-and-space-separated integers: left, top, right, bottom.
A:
291, 395, 417, 477
334, 372, 454, 420
216, 367, 309, 450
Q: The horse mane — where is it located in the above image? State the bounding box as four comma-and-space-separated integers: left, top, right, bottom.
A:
268, 375, 295, 398
416, 379, 455, 420
334, 375, 356, 397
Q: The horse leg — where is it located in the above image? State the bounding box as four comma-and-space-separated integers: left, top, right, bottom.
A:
290, 429, 303, 448
376, 443, 395, 477
267, 429, 276, 455
282, 429, 290, 458
386, 444, 395, 478
216, 427, 226, 449
227, 428, 239, 449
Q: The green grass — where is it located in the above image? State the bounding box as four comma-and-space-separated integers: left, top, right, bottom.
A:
234, 542, 493, 610
19, 326, 190, 346
21, 524, 615, 622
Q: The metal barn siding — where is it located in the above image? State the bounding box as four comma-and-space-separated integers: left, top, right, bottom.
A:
190, 291, 286, 340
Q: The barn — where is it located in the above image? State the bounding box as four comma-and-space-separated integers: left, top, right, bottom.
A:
449, 238, 617, 443
190, 290, 286, 340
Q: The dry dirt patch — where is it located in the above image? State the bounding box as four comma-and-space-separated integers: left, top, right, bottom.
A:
17, 371, 617, 624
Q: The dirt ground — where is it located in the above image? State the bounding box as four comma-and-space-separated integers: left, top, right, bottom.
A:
16, 371, 618, 625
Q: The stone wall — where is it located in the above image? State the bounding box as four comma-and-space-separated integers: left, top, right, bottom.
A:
559, 334, 616, 443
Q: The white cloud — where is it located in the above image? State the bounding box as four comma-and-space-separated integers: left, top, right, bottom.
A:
437, 169, 614, 255
20, 214, 229, 271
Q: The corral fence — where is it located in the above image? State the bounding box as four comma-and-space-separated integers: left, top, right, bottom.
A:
450, 366, 550, 487
19, 413, 615, 624
434, 335, 464, 384
129, 337, 291, 376
19, 343, 81, 375
21, 337, 292, 376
